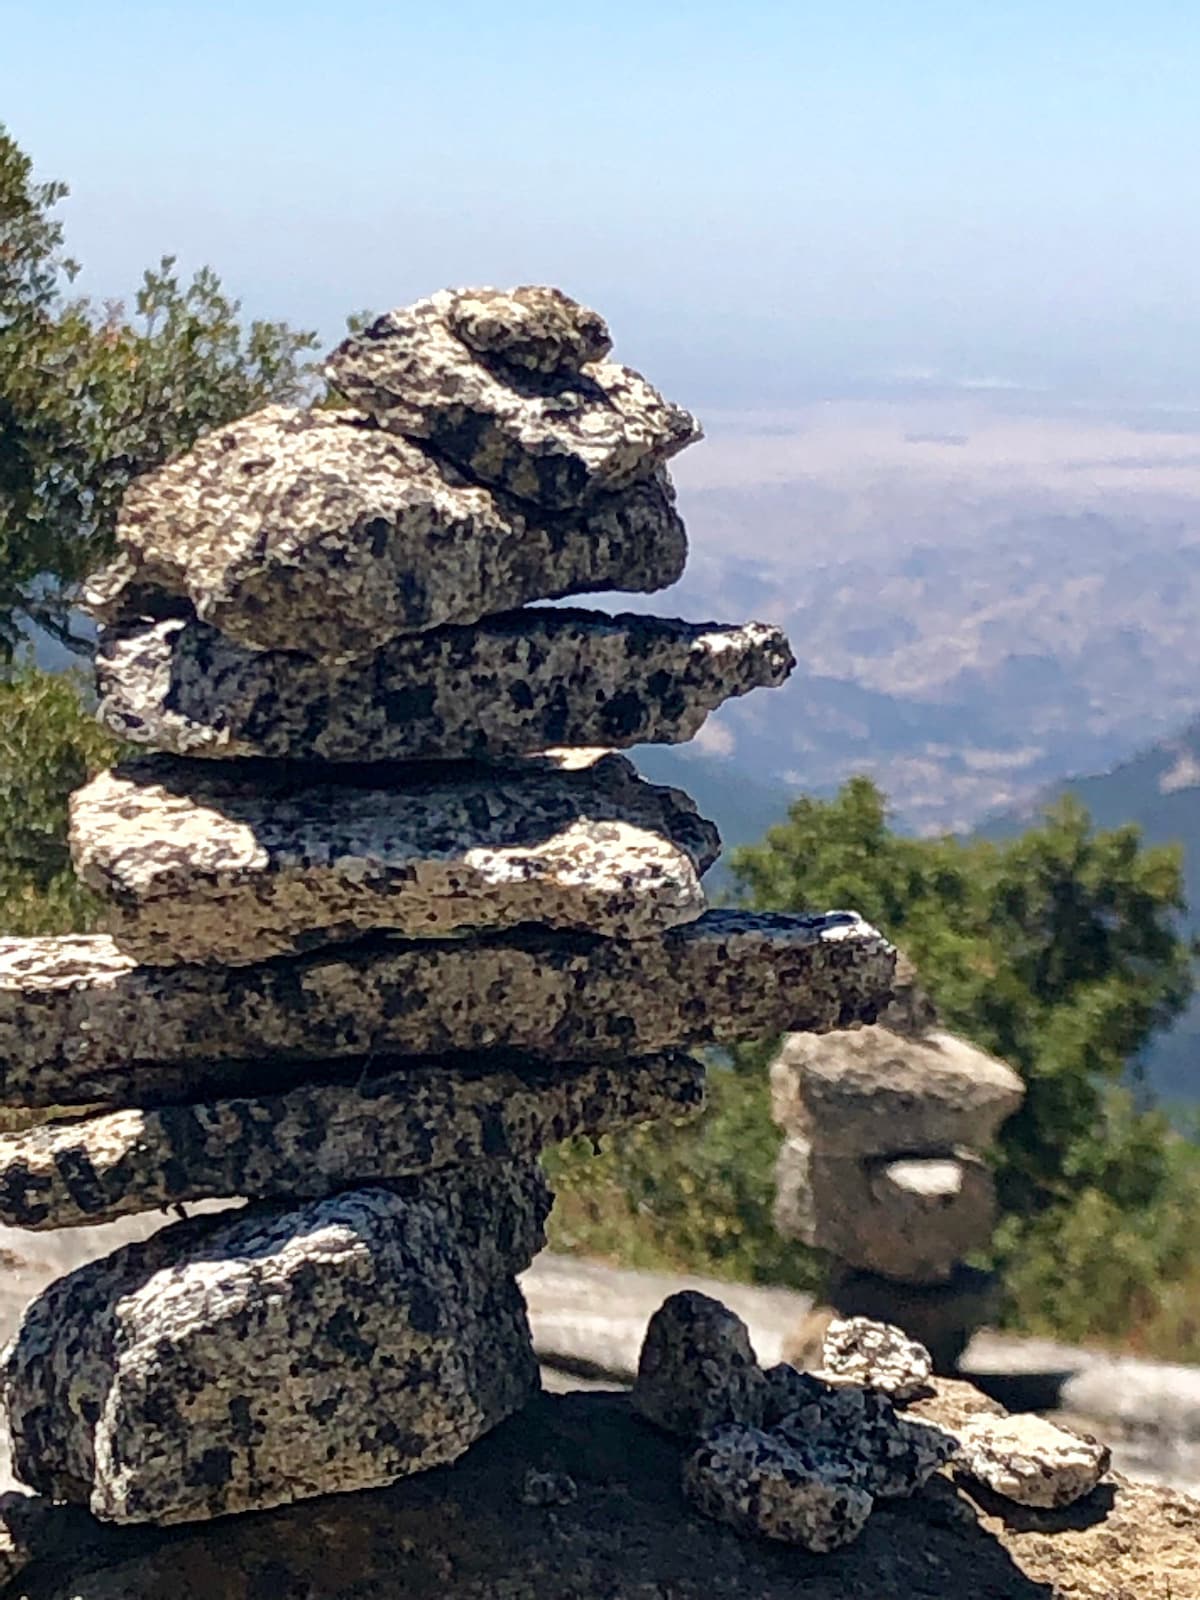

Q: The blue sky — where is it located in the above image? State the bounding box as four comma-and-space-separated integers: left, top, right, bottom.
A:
4, 1, 1198, 408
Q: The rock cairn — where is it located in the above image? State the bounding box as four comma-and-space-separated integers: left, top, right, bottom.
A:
632, 1293, 1110, 1554
770, 957, 1025, 1369
0, 286, 897, 1529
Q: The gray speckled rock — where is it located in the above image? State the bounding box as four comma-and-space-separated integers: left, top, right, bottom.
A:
84, 408, 686, 660
765, 1369, 958, 1498
0, 1051, 704, 1229
0, 911, 895, 1106
94, 608, 795, 763
69, 752, 720, 965
632, 1292, 765, 1438
955, 1414, 1111, 1508
773, 1138, 996, 1282
770, 1026, 1025, 1156
682, 1424, 874, 1552
3, 1162, 549, 1525
325, 288, 699, 510
820, 1317, 933, 1402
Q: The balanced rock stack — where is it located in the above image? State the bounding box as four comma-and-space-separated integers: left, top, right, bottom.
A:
0, 287, 897, 1529
771, 957, 1025, 1369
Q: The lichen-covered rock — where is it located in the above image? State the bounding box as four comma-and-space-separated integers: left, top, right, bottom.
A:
0, 912, 895, 1106
84, 408, 686, 660
683, 1424, 874, 1552
94, 608, 795, 763
3, 1163, 550, 1525
69, 752, 720, 964
325, 288, 699, 510
773, 1138, 996, 1282
820, 1317, 933, 1401
766, 1369, 958, 1498
0, 1052, 703, 1229
632, 1292, 765, 1437
771, 1025, 1025, 1156
956, 1414, 1111, 1508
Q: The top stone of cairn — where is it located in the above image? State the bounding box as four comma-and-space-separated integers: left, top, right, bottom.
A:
325, 286, 700, 510
84, 287, 700, 662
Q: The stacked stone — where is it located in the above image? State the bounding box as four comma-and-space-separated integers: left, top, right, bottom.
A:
0, 286, 897, 1529
770, 957, 1025, 1369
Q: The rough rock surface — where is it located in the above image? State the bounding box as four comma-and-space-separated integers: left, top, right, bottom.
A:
957, 1414, 1112, 1509
94, 607, 795, 763
70, 752, 720, 964
766, 1369, 958, 1498
632, 1292, 765, 1437
3, 1162, 549, 1525
325, 288, 700, 510
84, 407, 688, 659
683, 1423, 875, 1551
820, 1316, 934, 1401
0, 911, 895, 1106
0, 1052, 703, 1229
773, 1137, 996, 1282
4, 1390, 1196, 1600
771, 1025, 1025, 1155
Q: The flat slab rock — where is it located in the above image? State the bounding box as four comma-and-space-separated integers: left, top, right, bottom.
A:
4, 1162, 549, 1525
69, 751, 720, 965
0, 1051, 703, 1230
773, 1138, 996, 1282
325, 287, 700, 511
956, 1414, 1112, 1508
84, 406, 687, 661
0, 911, 895, 1107
94, 607, 795, 763
771, 1024, 1025, 1155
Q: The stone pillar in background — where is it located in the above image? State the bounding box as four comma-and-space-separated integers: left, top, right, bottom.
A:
770, 956, 1025, 1371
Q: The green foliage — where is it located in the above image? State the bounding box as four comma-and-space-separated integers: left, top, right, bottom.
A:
546, 1042, 822, 1291
731, 776, 1194, 1233
0, 662, 118, 933
0, 124, 320, 656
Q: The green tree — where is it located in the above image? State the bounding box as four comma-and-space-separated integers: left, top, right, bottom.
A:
0, 663, 118, 934
731, 777, 1194, 1229
0, 123, 320, 657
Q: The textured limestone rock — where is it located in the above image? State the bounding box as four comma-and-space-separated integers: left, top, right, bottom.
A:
632, 1291, 765, 1438
956, 1414, 1111, 1509
4, 1162, 549, 1525
94, 608, 795, 763
325, 288, 700, 510
820, 1317, 934, 1401
0, 1052, 703, 1229
773, 1137, 996, 1282
0, 911, 895, 1106
69, 752, 720, 964
771, 1024, 1025, 1156
826, 1264, 1001, 1375
84, 407, 686, 660
766, 1370, 958, 1498
683, 1424, 874, 1552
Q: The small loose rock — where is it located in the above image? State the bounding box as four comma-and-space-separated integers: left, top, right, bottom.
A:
956, 1413, 1111, 1508
632, 1291, 765, 1438
821, 1316, 934, 1401
683, 1424, 874, 1552
519, 1469, 578, 1508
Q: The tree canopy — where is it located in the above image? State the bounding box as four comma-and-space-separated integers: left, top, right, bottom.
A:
0, 124, 319, 658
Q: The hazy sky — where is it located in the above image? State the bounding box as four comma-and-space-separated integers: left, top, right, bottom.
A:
4, 1, 1199, 409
